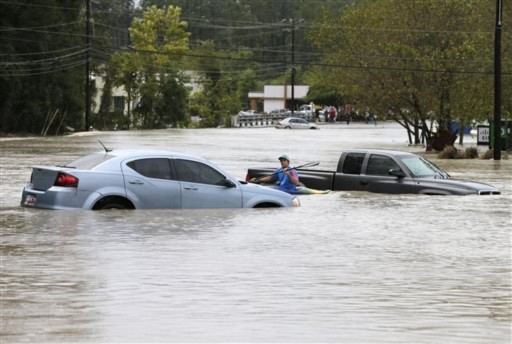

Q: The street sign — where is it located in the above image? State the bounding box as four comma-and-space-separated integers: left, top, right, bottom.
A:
477, 125, 490, 145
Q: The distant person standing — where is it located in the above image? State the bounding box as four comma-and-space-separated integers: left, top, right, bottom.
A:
329, 107, 336, 123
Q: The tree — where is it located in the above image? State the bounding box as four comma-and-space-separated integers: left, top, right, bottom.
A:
110, 5, 190, 128
0, 0, 85, 134
186, 40, 256, 127
309, 0, 511, 149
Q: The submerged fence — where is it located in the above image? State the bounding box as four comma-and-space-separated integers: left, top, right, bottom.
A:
232, 112, 314, 127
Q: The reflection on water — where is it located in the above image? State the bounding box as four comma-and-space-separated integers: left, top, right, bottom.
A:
1, 123, 511, 343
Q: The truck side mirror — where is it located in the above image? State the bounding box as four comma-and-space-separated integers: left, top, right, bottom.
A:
388, 168, 405, 178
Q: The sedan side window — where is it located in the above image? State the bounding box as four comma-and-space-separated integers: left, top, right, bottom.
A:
175, 159, 226, 186
127, 158, 173, 180
342, 153, 365, 175
366, 155, 400, 176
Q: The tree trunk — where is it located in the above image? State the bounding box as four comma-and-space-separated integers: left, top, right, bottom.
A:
127, 91, 132, 129
458, 120, 465, 145
414, 118, 421, 144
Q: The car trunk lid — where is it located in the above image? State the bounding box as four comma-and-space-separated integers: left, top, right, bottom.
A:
31, 167, 64, 191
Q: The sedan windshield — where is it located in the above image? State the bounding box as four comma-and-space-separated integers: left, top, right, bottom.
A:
399, 156, 448, 178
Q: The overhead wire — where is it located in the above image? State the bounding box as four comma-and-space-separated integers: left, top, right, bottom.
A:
1, 1, 509, 78
1, 49, 87, 66
91, 44, 511, 77
0, 59, 86, 76
0, 21, 81, 32
0, 45, 84, 56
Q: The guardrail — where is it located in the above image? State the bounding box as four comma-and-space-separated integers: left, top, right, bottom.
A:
232, 112, 314, 127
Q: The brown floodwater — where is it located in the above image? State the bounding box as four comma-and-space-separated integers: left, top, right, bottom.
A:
1, 122, 511, 343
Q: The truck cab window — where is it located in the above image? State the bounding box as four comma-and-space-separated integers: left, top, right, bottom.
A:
366, 155, 400, 176
342, 153, 365, 175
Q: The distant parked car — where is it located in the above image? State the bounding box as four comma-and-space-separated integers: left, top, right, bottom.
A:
21, 150, 301, 210
275, 117, 318, 130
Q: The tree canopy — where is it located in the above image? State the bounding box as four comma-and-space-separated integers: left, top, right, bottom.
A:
308, 0, 511, 147
0, 0, 509, 135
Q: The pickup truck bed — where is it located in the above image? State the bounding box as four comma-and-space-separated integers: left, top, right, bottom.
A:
247, 167, 337, 190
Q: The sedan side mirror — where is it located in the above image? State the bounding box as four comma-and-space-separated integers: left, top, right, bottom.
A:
388, 168, 405, 178
221, 178, 237, 188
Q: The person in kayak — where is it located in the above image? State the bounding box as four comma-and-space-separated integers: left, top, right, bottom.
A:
250, 154, 300, 194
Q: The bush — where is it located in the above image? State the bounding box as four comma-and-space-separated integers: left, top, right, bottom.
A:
481, 149, 494, 159
462, 147, 479, 159
481, 149, 510, 159
438, 146, 461, 159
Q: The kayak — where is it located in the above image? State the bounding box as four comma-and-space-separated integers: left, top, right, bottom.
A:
263, 184, 330, 195
294, 186, 330, 195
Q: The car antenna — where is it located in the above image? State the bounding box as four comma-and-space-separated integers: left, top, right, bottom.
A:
98, 140, 112, 152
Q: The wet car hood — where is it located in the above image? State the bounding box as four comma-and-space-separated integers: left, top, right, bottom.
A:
414, 177, 500, 193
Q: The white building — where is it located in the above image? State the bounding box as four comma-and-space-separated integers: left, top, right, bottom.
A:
92, 70, 202, 116
248, 85, 309, 113
92, 73, 135, 116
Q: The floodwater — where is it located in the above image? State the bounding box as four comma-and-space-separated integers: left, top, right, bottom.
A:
1, 122, 511, 343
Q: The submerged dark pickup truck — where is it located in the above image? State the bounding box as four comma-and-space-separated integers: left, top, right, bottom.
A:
247, 149, 500, 195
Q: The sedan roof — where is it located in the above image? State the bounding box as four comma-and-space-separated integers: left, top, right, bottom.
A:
100, 149, 206, 160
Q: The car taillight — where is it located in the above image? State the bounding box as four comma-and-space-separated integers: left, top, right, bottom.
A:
54, 172, 79, 187
246, 174, 250, 182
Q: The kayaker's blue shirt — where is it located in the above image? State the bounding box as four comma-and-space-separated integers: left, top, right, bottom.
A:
272, 167, 299, 193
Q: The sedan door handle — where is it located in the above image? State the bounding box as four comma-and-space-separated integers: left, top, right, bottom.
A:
360, 181, 368, 186
129, 180, 144, 185
183, 186, 198, 191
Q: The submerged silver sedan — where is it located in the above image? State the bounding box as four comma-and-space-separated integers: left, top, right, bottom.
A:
21, 150, 300, 210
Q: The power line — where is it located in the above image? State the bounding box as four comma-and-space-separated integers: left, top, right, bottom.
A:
0, 21, 81, 32
0, 45, 83, 56
0, 60, 86, 76
0, 49, 87, 65
93, 44, 511, 77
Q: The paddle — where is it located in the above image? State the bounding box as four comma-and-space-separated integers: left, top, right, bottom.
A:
250, 161, 320, 183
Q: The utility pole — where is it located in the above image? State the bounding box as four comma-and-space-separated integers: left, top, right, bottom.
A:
283, 18, 302, 116
493, 0, 503, 160
291, 19, 295, 116
84, 0, 91, 132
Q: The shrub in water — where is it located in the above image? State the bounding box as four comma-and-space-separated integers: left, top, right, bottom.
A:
481, 149, 494, 159
438, 146, 460, 159
463, 147, 479, 159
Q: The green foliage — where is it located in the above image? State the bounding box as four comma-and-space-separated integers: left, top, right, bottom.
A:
0, 0, 86, 134
110, 5, 190, 129
189, 77, 240, 128
3, 0, 509, 134
308, 0, 511, 147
